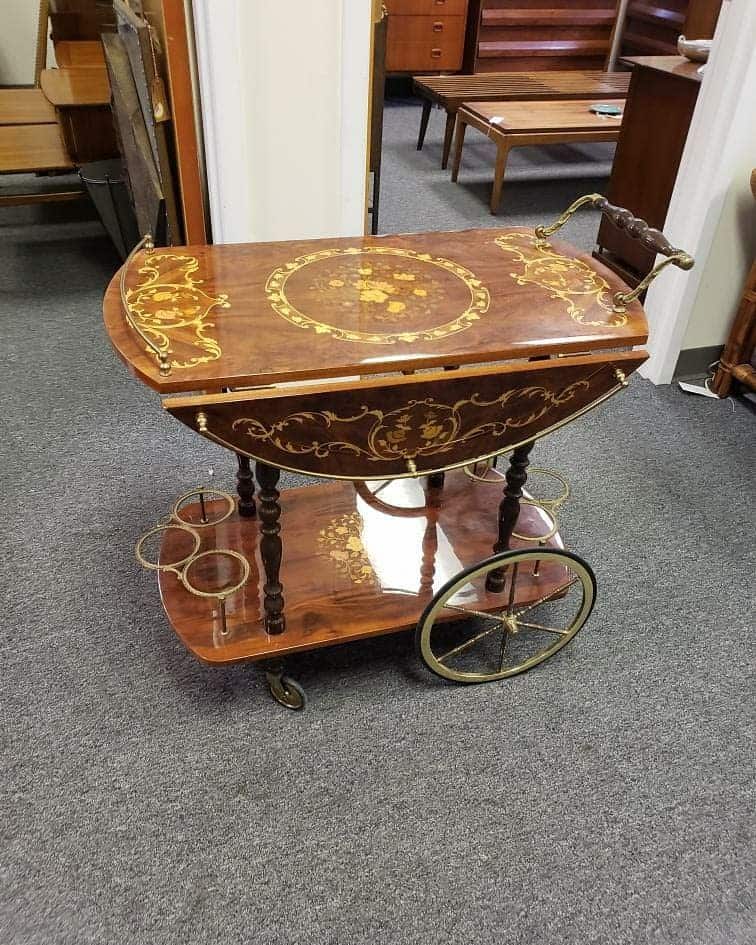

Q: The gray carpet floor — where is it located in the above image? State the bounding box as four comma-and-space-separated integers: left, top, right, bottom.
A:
1, 102, 754, 945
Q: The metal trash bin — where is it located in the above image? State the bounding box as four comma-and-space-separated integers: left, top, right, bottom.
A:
79, 159, 140, 260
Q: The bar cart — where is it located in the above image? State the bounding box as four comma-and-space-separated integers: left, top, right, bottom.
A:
103, 195, 692, 709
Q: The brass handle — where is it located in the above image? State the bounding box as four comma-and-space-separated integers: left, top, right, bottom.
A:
433, 21, 444, 31
534, 193, 694, 313
431, 47, 442, 57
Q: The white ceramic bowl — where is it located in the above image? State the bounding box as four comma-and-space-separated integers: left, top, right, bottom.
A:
677, 35, 713, 63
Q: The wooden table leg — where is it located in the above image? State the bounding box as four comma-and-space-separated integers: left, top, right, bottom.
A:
490, 142, 511, 215
235, 454, 256, 517
441, 109, 456, 170
417, 99, 432, 151
255, 461, 285, 635
486, 442, 533, 592
427, 471, 445, 490
450, 117, 467, 183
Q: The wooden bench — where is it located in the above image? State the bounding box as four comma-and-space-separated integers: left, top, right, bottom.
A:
40, 66, 118, 165
451, 99, 623, 214
413, 71, 630, 169
0, 87, 79, 208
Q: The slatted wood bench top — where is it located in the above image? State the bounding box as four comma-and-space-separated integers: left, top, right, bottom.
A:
0, 89, 57, 126
413, 71, 631, 106
0, 124, 72, 174
413, 71, 630, 169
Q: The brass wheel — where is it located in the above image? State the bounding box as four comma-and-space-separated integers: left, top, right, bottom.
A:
416, 549, 595, 684
266, 672, 307, 710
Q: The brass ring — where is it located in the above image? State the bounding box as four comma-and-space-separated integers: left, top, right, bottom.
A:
511, 501, 559, 543
463, 458, 504, 482
135, 523, 201, 572
180, 549, 251, 600
524, 467, 570, 512
172, 488, 236, 527
464, 462, 570, 512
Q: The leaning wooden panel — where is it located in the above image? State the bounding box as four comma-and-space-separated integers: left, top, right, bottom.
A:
164, 351, 647, 480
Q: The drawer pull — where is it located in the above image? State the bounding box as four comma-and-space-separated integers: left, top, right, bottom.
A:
433, 21, 444, 31
431, 47, 442, 57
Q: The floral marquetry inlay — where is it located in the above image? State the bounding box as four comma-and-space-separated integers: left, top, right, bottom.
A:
317, 512, 376, 585
124, 253, 230, 369
265, 246, 491, 344
231, 383, 590, 467
494, 232, 628, 328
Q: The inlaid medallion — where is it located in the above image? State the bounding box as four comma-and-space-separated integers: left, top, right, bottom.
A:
265, 246, 490, 344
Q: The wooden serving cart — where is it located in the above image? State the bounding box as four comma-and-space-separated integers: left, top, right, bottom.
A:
103, 195, 692, 709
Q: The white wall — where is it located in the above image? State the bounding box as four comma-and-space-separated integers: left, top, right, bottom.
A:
0, 0, 42, 85
193, 0, 372, 244
641, 0, 756, 381
681, 143, 756, 350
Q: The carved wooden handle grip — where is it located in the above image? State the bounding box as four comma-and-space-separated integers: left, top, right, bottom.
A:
533, 193, 694, 312
593, 197, 688, 262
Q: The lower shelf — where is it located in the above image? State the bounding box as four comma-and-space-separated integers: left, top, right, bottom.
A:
157, 469, 565, 666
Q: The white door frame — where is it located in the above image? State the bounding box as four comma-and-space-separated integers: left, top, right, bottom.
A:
640, 0, 756, 383
191, 0, 371, 244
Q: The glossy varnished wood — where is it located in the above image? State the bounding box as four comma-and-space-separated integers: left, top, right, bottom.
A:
103, 227, 648, 393
164, 351, 647, 480
157, 471, 567, 665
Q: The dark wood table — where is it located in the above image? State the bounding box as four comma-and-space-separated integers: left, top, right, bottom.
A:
103, 219, 663, 706
413, 71, 631, 169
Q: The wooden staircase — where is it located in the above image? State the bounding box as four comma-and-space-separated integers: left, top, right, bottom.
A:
464, 1, 618, 73
620, 0, 722, 57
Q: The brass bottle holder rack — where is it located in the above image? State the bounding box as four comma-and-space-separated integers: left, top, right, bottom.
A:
464, 460, 570, 544
136, 488, 250, 637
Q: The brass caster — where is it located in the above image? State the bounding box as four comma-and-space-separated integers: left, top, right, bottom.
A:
265, 671, 306, 710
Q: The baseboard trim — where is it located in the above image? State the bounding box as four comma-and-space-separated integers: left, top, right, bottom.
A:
674, 345, 724, 379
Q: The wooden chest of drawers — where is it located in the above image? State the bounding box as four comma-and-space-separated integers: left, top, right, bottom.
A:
385, 0, 469, 73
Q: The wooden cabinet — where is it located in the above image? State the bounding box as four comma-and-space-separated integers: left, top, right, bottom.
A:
386, 0, 469, 73
620, 0, 722, 57
463, 1, 617, 73
594, 56, 701, 284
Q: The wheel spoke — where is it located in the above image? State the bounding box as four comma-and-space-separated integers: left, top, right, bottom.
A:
515, 619, 570, 635
437, 620, 501, 664
498, 624, 510, 671
440, 600, 507, 624
515, 576, 579, 617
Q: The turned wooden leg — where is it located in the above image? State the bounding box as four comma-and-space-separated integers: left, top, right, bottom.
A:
427, 471, 445, 490
417, 100, 432, 151
486, 442, 533, 592
441, 109, 456, 169
451, 118, 467, 182
490, 143, 511, 215
236, 454, 256, 518
256, 461, 285, 635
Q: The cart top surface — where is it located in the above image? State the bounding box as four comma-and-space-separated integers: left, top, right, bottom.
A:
103, 226, 648, 393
